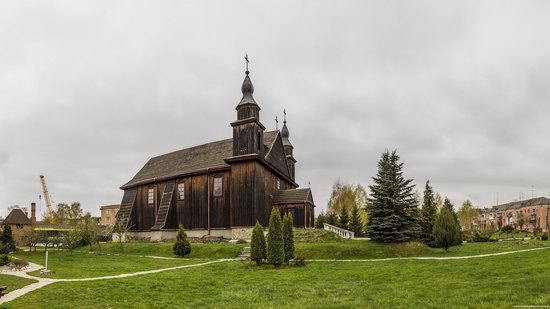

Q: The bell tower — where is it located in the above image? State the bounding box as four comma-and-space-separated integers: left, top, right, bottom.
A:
281, 110, 296, 180
231, 55, 265, 156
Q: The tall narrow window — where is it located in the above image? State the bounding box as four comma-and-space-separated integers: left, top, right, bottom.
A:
277, 179, 281, 190
148, 188, 155, 205
213, 177, 223, 197
177, 182, 185, 200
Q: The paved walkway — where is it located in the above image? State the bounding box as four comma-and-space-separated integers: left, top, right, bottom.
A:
1, 246, 549, 304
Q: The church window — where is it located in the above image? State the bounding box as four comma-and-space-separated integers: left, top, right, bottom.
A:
213, 177, 223, 197
277, 179, 281, 190
177, 182, 185, 200
148, 188, 155, 205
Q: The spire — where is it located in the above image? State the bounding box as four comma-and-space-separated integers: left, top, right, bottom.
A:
237, 54, 258, 107
281, 109, 291, 145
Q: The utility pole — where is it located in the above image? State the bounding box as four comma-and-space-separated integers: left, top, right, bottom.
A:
529, 185, 535, 199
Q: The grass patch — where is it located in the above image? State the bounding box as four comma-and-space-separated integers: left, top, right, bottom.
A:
7, 248, 550, 308
0, 274, 37, 294
92, 242, 246, 259
15, 250, 204, 279
293, 228, 343, 242
295, 239, 550, 260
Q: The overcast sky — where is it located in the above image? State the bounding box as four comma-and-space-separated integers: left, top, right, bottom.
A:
1, 1, 550, 217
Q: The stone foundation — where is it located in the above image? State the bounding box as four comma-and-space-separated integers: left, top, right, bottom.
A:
115, 228, 236, 242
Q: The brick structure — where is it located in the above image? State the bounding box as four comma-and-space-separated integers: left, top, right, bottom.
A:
2, 208, 34, 246
100, 204, 120, 225
476, 197, 550, 232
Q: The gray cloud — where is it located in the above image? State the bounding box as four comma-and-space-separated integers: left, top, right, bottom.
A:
1, 1, 550, 217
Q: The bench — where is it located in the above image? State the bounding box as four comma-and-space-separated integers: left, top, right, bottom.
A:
0, 285, 8, 298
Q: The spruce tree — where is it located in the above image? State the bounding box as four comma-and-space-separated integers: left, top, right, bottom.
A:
1, 225, 16, 252
348, 205, 363, 236
442, 197, 462, 245
325, 212, 338, 226
250, 221, 266, 265
420, 180, 437, 246
283, 213, 295, 264
172, 224, 191, 257
366, 150, 420, 242
338, 206, 350, 230
314, 212, 326, 229
433, 206, 460, 251
267, 208, 284, 267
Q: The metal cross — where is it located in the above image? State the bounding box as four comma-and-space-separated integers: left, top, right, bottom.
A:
283, 109, 287, 123
244, 53, 249, 72
275, 115, 279, 130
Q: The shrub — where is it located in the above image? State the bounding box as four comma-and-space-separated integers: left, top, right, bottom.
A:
0, 255, 10, 266
0, 225, 16, 252
173, 224, 191, 257
283, 213, 295, 265
433, 207, 461, 251
472, 232, 490, 242
11, 258, 28, 268
267, 208, 284, 268
250, 221, 267, 266
541, 234, 549, 241
0, 243, 11, 255
489, 235, 499, 242
501, 225, 514, 233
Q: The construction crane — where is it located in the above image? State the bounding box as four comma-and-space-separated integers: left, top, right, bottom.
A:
39, 175, 55, 224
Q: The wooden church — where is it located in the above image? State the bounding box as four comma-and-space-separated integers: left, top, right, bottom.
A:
116, 64, 315, 240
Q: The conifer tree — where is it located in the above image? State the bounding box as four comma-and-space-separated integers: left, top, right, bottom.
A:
0, 225, 16, 252
325, 212, 338, 226
442, 197, 462, 245
433, 206, 461, 251
314, 212, 326, 229
250, 221, 266, 265
420, 180, 437, 246
283, 213, 295, 264
366, 150, 420, 242
173, 224, 191, 257
338, 206, 350, 230
348, 204, 363, 236
267, 208, 284, 267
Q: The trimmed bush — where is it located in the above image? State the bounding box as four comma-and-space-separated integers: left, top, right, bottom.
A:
501, 224, 514, 233
542, 234, 549, 241
283, 213, 295, 264
250, 221, 267, 265
173, 224, 191, 257
267, 208, 284, 268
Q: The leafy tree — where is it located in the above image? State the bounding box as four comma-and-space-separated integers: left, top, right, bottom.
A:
442, 198, 462, 245
0, 225, 16, 252
457, 200, 478, 231
250, 221, 267, 265
21, 229, 39, 252
433, 207, 461, 251
327, 181, 368, 223
173, 224, 191, 257
420, 181, 437, 246
283, 213, 295, 264
314, 212, 326, 229
61, 228, 82, 256
366, 150, 420, 242
348, 204, 363, 236
338, 206, 349, 230
267, 208, 284, 268
325, 212, 338, 226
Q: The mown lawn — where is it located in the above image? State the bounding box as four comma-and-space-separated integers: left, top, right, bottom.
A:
0, 274, 37, 294
15, 250, 204, 279
7, 248, 550, 308
84, 242, 246, 258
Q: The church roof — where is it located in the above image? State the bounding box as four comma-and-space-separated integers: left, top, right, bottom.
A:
122, 130, 280, 188
3, 209, 32, 225
494, 197, 550, 211
273, 188, 315, 206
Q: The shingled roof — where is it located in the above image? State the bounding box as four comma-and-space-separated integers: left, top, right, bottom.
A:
3, 209, 32, 225
123, 130, 280, 188
494, 197, 550, 211
273, 188, 315, 206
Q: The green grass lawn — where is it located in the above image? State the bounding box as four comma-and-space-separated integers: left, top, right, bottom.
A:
15, 250, 205, 279
6, 247, 550, 308
84, 242, 246, 259
0, 274, 37, 294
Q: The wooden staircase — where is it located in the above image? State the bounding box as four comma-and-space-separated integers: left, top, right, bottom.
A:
151, 181, 175, 230
115, 188, 138, 229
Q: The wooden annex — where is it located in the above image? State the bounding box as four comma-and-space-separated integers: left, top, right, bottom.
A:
115, 67, 315, 239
